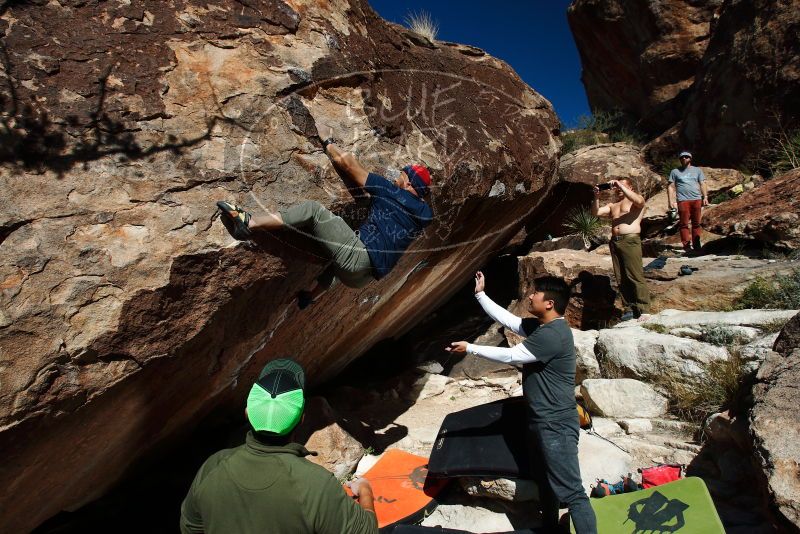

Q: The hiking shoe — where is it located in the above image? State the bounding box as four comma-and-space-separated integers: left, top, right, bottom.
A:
620, 311, 635, 322
217, 201, 253, 240
679, 265, 693, 276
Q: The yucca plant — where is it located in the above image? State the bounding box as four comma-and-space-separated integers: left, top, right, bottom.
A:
404, 10, 438, 41
563, 207, 603, 249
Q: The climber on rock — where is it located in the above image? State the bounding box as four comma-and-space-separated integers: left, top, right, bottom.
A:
217, 138, 433, 309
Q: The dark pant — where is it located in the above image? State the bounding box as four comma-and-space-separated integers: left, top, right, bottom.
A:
528, 419, 597, 534
609, 234, 651, 316
677, 199, 703, 249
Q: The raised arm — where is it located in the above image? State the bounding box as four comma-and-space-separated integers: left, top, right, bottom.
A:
592, 185, 612, 218
324, 140, 369, 188
473, 272, 528, 336
611, 179, 645, 209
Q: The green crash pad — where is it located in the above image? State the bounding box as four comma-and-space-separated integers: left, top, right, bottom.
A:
572, 477, 724, 534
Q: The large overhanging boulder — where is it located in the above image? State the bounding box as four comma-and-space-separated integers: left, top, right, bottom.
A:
0, 1, 560, 530
567, 0, 722, 135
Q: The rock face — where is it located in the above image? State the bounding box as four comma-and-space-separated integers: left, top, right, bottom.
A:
570, 0, 800, 168
678, 0, 800, 167
558, 143, 662, 196
749, 313, 800, 530
581, 378, 668, 418
703, 169, 800, 250
0, 1, 560, 530
597, 325, 729, 380
751, 348, 800, 530
774, 310, 800, 356
567, 0, 722, 135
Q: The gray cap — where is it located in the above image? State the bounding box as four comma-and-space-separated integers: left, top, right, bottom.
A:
679, 151, 692, 158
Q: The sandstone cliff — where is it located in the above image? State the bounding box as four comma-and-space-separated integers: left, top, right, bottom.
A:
567, 0, 722, 135
569, 0, 800, 168
0, 1, 559, 530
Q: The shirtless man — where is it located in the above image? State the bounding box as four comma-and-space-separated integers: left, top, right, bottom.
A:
591, 178, 651, 321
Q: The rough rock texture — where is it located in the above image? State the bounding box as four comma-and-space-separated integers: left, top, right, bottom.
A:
459, 477, 539, 502
295, 396, 364, 480
558, 143, 662, 196
645, 309, 798, 330
0, 1, 561, 530
581, 378, 668, 418
703, 169, 800, 250
677, 0, 800, 167
572, 328, 601, 383
750, 348, 800, 530
513, 248, 799, 328
567, 0, 722, 135
774, 311, 800, 356
598, 324, 729, 380
525, 142, 661, 244
515, 249, 618, 329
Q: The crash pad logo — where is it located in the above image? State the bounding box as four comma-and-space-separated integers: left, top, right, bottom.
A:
408, 465, 428, 490
624, 491, 689, 533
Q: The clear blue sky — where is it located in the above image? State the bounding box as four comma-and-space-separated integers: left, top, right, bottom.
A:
367, 0, 590, 128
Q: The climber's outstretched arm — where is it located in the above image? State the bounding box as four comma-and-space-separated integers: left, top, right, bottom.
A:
324, 141, 369, 188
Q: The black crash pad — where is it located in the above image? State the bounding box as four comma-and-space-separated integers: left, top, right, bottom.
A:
427, 397, 532, 479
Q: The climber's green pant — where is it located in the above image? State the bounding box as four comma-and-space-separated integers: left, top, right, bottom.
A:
279, 201, 373, 289
609, 233, 651, 316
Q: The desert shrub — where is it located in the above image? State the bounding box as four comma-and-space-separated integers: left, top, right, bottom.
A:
703, 325, 739, 346
563, 207, 603, 248
759, 318, 789, 333
404, 10, 438, 40
659, 157, 682, 178
766, 128, 800, 175
710, 191, 732, 204
561, 129, 606, 154
642, 323, 668, 334
655, 352, 751, 424
736, 269, 800, 309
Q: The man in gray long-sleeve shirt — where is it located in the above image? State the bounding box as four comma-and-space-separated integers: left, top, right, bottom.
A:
448, 273, 597, 534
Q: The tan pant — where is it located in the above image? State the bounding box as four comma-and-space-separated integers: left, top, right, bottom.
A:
609, 234, 651, 316
280, 201, 373, 289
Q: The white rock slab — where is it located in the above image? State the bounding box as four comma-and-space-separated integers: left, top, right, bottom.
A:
597, 326, 729, 379
590, 417, 625, 437
581, 378, 668, 418
579, 430, 632, 493
572, 328, 600, 382
640, 309, 798, 329
618, 418, 654, 434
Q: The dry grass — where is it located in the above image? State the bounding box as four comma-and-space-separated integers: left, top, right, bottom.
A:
405, 10, 438, 41
652, 351, 751, 425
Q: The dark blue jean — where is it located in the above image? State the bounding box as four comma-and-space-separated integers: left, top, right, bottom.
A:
528, 419, 597, 534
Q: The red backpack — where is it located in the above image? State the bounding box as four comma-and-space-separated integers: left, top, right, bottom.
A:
638, 463, 683, 488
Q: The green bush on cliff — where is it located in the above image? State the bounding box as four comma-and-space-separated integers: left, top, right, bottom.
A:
771, 129, 800, 175
561, 110, 645, 154
736, 269, 800, 310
